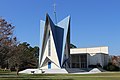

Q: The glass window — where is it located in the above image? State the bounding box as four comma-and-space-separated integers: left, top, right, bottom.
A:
48, 32, 51, 56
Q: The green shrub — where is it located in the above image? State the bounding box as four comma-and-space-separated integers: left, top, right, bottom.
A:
103, 62, 120, 71
0, 69, 11, 73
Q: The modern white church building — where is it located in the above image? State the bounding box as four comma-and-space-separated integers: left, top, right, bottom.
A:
39, 14, 70, 69
19, 14, 109, 74
39, 14, 109, 70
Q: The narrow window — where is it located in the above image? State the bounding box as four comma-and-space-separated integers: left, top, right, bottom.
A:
48, 31, 51, 56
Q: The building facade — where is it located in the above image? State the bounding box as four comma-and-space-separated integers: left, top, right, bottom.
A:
39, 14, 109, 70
70, 46, 109, 68
39, 14, 70, 69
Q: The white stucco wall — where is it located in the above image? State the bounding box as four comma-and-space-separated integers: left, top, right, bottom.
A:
70, 46, 108, 54
40, 29, 60, 69
50, 30, 60, 69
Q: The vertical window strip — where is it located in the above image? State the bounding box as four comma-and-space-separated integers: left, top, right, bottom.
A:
48, 31, 51, 56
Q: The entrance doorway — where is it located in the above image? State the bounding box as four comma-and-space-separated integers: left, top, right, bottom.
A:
48, 62, 51, 69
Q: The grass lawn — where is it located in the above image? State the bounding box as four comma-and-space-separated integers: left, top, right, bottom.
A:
0, 71, 120, 80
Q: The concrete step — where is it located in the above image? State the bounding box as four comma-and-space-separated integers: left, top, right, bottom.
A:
42, 69, 68, 74
65, 68, 87, 73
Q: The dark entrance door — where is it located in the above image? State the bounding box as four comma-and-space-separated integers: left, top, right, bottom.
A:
48, 62, 51, 69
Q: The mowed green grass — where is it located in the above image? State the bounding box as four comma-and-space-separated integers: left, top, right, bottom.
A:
0, 71, 120, 80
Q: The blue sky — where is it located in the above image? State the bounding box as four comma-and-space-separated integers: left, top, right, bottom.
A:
0, 0, 120, 55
